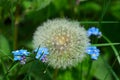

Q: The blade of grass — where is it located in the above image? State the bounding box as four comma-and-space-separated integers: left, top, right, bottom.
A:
0, 49, 13, 61
101, 56, 119, 80
98, 0, 111, 30
103, 59, 117, 80
102, 35, 120, 65
99, 0, 111, 22
80, 21, 119, 24
3, 62, 18, 79
86, 59, 93, 80
0, 59, 9, 80
92, 43, 120, 47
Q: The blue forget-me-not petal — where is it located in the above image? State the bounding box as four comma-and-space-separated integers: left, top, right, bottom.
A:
12, 49, 30, 64
87, 27, 102, 37
86, 46, 100, 60
34, 47, 49, 62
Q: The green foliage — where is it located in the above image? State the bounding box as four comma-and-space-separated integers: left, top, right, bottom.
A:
110, 1, 120, 19
52, 0, 68, 10
57, 71, 73, 80
92, 57, 112, 80
80, 2, 101, 12
22, 0, 53, 11
0, 0, 120, 80
0, 34, 10, 54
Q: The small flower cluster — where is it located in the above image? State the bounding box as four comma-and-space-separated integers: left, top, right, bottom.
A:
12, 47, 49, 64
11, 19, 102, 69
86, 27, 102, 60
12, 49, 30, 64
34, 47, 49, 62
12, 27, 101, 65
86, 46, 100, 60
87, 27, 102, 38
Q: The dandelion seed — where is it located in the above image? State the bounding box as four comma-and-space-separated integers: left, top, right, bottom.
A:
33, 19, 89, 69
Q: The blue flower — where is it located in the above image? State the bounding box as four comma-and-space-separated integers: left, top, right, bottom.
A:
34, 47, 49, 62
87, 27, 102, 37
86, 46, 100, 60
12, 49, 30, 64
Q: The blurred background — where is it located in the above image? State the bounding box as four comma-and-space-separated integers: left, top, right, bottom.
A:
0, 0, 120, 80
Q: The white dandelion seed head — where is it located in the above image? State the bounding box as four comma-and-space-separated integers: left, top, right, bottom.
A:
33, 18, 89, 69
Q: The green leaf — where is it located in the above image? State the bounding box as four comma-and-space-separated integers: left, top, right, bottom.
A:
22, 1, 32, 9
92, 57, 112, 80
57, 71, 73, 80
102, 59, 119, 80
0, 34, 10, 55
80, 2, 101, 12
23, 0, 52, 11
110, 1, 120, 19
52, 0, 68, 10
34, 0, 52, 10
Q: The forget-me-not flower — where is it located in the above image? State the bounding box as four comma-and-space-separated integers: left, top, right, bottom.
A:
87, 27, 102, 37
12, 49, 30, 64
86, 46, 100, 60
34, 47, 49, 62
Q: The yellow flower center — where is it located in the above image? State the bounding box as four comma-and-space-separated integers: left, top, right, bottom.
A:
52, 35, 70, 51
56, 36, 67, 45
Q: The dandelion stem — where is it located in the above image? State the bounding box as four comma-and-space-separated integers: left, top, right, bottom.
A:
80, 63, 83, 80
86, 59, 92, 80
53, 68, 58, 80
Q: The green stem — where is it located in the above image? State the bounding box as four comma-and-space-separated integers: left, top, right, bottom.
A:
0, 59, 9, 80
53, 68, 58, 80
10, 1, 19, 50
4, 62, 18, 78
10, 1, 15, 49
99, 0, 111, 22
92, 43, 120, 47
86, 59, 93, 80
80, 21, 119, 24
98, 0, 111, 29
23, 61, 36, 80
80, 63, 83, 80
101, 56, 119, 80
13, 23, 18, 50
102, 35, 120, 65
103, 59, 117, 80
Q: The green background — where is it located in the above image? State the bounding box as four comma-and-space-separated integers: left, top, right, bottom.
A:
0, 0, 120, 80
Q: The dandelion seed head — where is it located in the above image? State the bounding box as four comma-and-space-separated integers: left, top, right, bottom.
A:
33, 19, 89, 69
